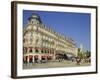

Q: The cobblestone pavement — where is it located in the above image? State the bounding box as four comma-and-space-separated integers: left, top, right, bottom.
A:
23, 60, 91, 69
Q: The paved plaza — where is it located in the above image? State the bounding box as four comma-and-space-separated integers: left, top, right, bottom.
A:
23, 60, 90, 69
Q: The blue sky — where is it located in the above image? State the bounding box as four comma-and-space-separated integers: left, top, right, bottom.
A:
23, 10, 91, 51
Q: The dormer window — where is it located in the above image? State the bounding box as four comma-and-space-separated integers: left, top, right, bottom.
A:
28, 13, 42, 25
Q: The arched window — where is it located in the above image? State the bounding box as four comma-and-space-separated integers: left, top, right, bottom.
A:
48, 50, 49, 53
41, 49, 43, 53
35, 49, 39, 53
29, 47, 33, 53
45, 50, 47, 53
23, 38, 25, 43
26, 38, 28, 43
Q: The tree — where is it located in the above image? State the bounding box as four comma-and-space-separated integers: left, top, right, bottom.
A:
77, 48, 82, 58
85, 50, 91, 58
77, 48, 85, 59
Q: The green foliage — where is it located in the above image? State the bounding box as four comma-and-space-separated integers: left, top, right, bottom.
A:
77, 48, 91, 59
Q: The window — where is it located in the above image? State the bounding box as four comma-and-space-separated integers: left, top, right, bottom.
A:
45, 50, 46, 53
36, 39, 39, 44
35, 49, 39, 53
48, 50, 49, 53
26, 38, 28, 42
23, 38, 25, 43
52, 51, 54, 54
29, 47, 33, 52
41, 49, 43, 53
30, 38, 33, 44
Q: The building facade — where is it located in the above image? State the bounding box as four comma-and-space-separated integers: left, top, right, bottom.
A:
23, 13, 78, 63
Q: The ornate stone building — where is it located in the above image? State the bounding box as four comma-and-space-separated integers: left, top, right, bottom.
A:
23, 13, 78, 63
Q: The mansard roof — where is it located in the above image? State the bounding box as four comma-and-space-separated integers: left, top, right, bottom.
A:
28, 13, 42, 23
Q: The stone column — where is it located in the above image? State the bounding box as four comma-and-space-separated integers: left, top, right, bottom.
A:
52, 50, 56, 60
32, 48, 34, 62
39, 55, 41, 61
27, 56, 29, 63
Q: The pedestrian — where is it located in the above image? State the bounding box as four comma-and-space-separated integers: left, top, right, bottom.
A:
76, 57, 81, 65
